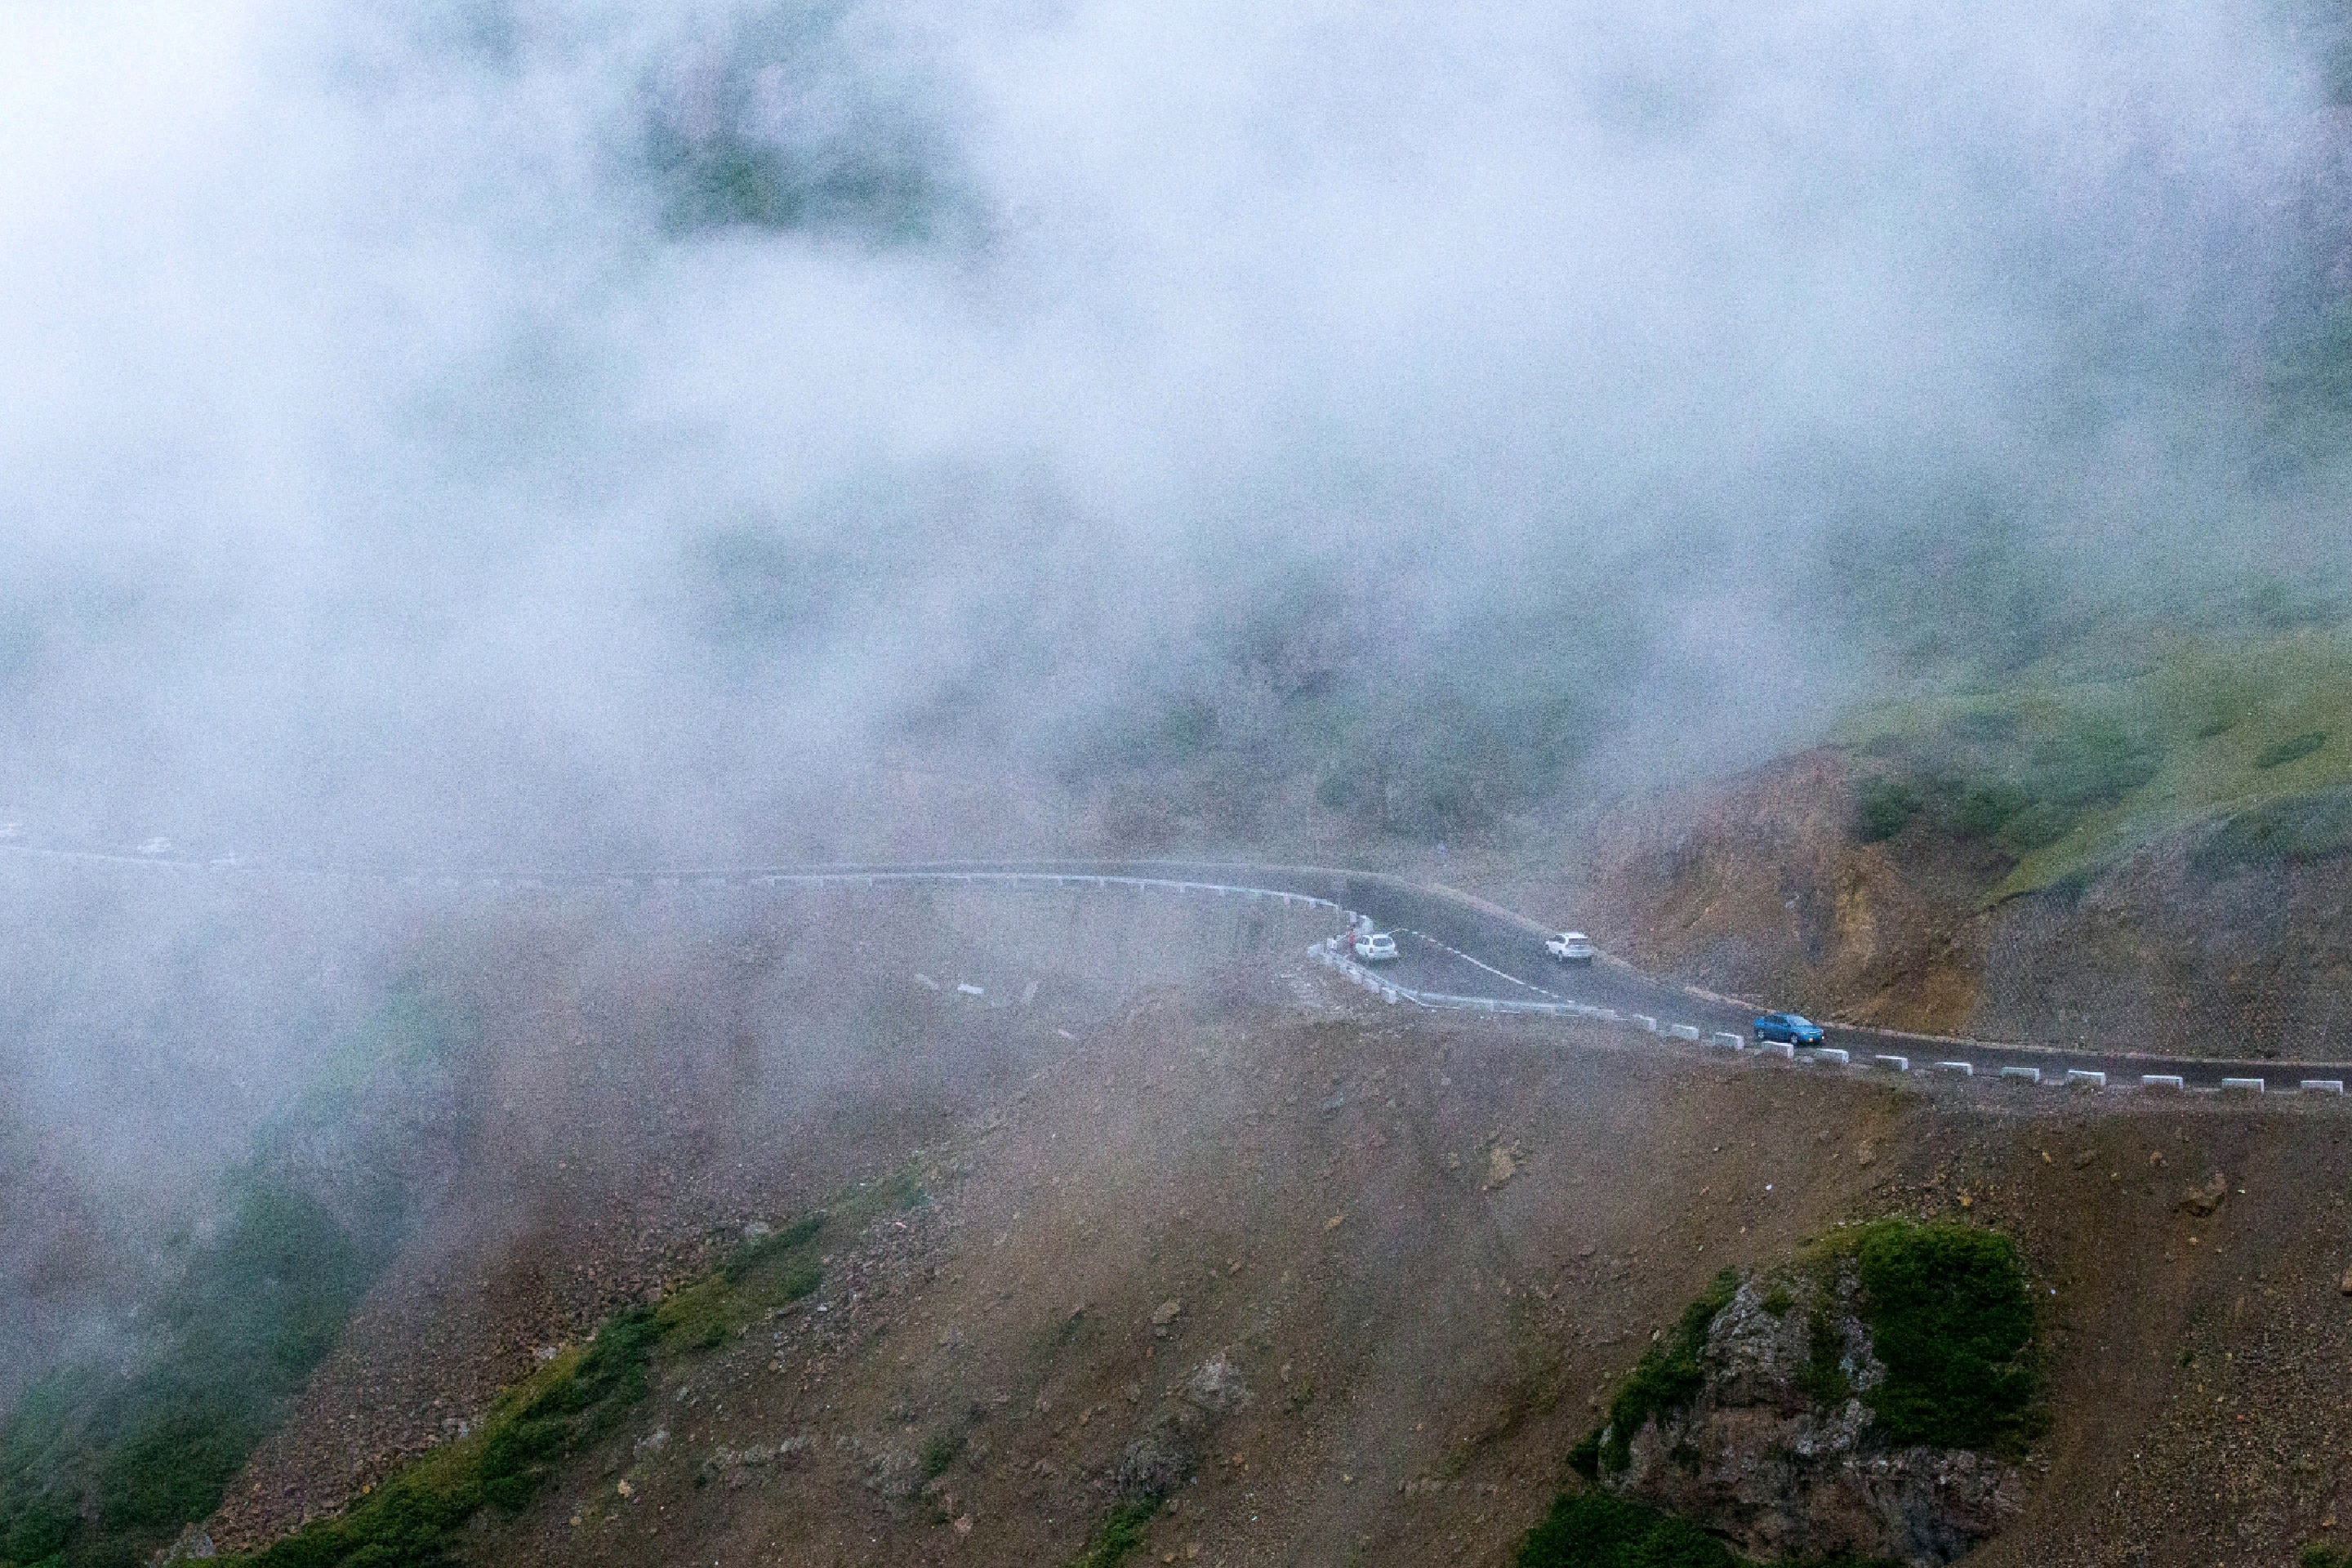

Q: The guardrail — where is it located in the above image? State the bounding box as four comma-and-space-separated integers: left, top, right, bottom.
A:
10, 841, 2343, 1102
1307, 947, 2334, 1102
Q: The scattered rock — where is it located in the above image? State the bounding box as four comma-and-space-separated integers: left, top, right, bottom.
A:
862, 1446, 922, 1502
1116, 1428, 1195, 1502
1151, 1300, 1184, 1337
2338, 1264, 2352, 1298
1607, 1274, 2023, 1565
155, 1526, 216, 1563
2177, 1172, 2230, 1218
1483, 1146, 1518, 1190
1182, 1354, 1255, 1413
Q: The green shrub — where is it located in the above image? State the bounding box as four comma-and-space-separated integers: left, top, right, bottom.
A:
920, 1428, 963, 1480
1947, 781, 2033, 839
1849, 1221, 2040, 1455
2256, 732, 2329, 769
1852, 777, 1922, 843
1580, 1271, 1740, 1476
1512, 1490, 1903, 1567
1799, 1308, 1851, 1408
1513, 1491, 1738, 1568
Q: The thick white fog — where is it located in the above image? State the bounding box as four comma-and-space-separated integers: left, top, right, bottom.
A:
2, 0, 2343, 864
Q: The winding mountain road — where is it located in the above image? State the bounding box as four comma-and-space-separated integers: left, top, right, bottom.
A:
2, 844, 2338, 1094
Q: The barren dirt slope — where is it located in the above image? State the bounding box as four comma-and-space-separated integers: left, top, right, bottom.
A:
218, 942, 2352, 1568
1568, 747, 2352, 1059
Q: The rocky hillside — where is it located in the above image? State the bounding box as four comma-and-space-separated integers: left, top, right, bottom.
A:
131, 924, 2352, 1568
1570, 746, 2352, 1059
1576, 1222, 2038, 1566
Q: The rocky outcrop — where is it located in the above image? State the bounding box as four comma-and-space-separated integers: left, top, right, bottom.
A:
1598, 1277, 2025, 1567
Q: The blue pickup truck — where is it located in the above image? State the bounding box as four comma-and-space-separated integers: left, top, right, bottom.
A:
1752, 1012, 1825, 1047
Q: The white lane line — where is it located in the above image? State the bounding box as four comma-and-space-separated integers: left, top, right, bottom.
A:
1396, 929, 1566, 1000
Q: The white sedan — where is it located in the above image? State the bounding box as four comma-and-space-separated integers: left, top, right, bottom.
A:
1353, 932, 1400, 964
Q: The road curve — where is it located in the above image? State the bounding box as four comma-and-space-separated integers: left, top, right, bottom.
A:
1, 845, 2341, 1095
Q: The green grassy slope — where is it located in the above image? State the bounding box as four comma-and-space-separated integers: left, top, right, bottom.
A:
1838, 626, 2352, 900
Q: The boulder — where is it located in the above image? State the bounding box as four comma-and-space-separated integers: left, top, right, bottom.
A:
1602, 1276, 2024, 1566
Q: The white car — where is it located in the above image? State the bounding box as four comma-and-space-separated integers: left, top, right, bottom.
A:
1353, 932, 1400, 964
1546, 931, 1595, 964
136, 836, 173, 857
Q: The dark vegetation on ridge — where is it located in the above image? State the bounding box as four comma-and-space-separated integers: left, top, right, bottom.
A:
0, 985, 466, 1568
211, 1170, 924, 1568
1539, 1219, 2038, 1568
1512, 1493, 1898, 1568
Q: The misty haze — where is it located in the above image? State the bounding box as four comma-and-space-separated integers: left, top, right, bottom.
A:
8, 3, 2352, 1566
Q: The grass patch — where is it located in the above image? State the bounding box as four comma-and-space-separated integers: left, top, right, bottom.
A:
1833, 626, 2352, 900
1512, 1491, 1900, 1568
210, 1212, 835, 1568
1569, 1270, 1739, 1479
1068, 1498, 1161, 1568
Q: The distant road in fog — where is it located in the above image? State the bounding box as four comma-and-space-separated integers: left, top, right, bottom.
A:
2, 844, 2338, 1097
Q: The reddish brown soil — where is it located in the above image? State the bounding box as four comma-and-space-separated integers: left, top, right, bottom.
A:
211, 924, 2352, 1568
1493, 747, 2352, 1061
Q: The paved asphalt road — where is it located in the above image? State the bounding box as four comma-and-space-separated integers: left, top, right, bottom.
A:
0, 846, 2338, 1093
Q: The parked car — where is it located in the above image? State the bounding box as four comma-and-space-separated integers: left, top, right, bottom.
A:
1752, 1012, 1825, 1046
1353, 932, 1400, 964
1545, 931, 1595, 964
136, 836, 172, 857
